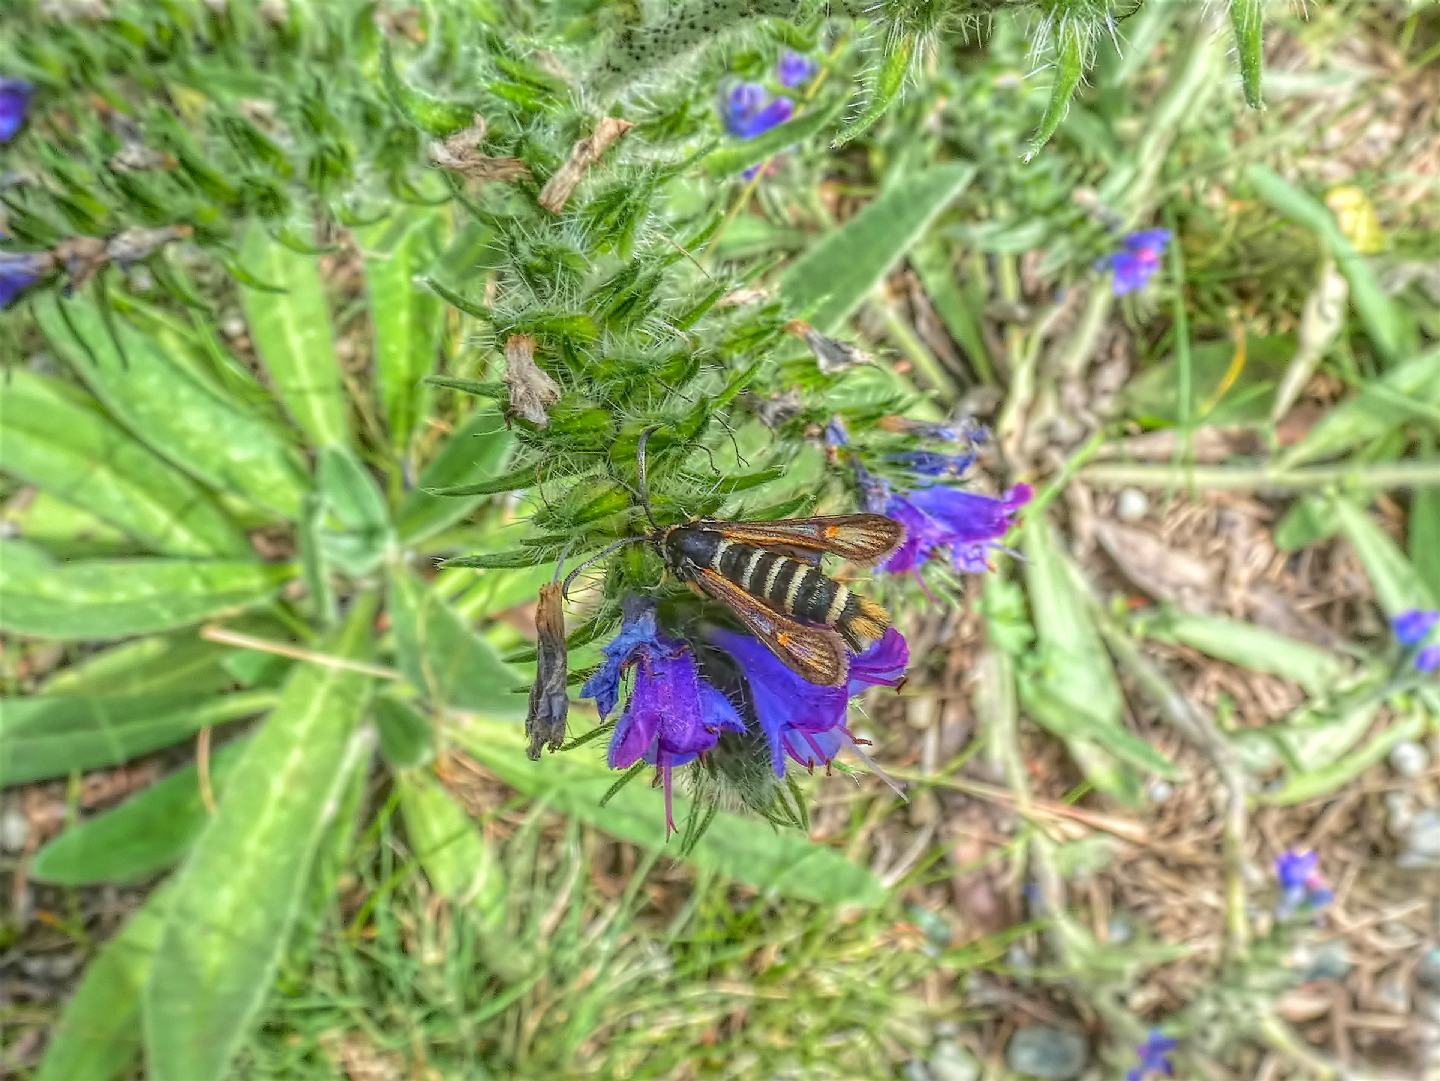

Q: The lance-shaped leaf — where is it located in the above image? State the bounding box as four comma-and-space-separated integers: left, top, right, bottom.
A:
0, 541, 292, 640
33, 294, 308, 520
143, 597, 379, 1081
388, 567, 525, 717
0, 370, 248, 557
705, 94, 845, 177
831, 32, 913, 148
1331, 497, 1438, 615
1024, 17, 1085, 162
239, 222, 351, 448
397, 408, 512, 543
35, 887, 172, 1081
32, 740, 247, 885
358, 209, 445, 456
1229, 0, 1264, 109
0, 689, 273, 786
778, 162, 974, 332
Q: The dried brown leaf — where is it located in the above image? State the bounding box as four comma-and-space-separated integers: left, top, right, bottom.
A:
538, 116, 634, 213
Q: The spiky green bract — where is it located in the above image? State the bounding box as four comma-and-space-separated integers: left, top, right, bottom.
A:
1229, 0, 1265, 109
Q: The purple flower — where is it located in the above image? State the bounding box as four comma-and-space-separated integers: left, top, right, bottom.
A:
877, 416, 987, 444
1393, 609, 1439, 647
777, 50, 816, 88
864, 476, 1032, 576
711, 626, 907, 778
1125, 1029, 1178, 1081
0, 78, 34, 143
1275, 849, 1334, 915
1097, 228, 1171, 296
581, 598, 745, 833
0, 250, 51, 309
1417, 645, 1440, 674
722, 82, 794, 140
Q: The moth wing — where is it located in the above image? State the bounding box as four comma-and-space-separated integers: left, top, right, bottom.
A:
708, 514, 904, 563
693, 567, 847, 686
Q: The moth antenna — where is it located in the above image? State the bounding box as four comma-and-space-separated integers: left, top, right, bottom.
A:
561, 537, 645, 598
551, 538, 578, 584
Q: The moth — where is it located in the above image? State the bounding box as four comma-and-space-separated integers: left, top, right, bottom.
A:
656, 513, 903, 686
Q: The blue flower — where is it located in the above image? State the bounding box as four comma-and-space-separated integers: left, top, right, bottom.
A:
581, 598, 745, 833
862, 471, 1031, 576
721, 82, 794, 140
1275, 849, 1334, 915
878, 416, 987, 444
711, 626, 907, 777
1418, 645, 1440, 674
777, 50, 816, 88
0, 78, 34, 143
1125, 1029, 1178, 1081
1097, 228, 1171, 296
1393, 609, 1438, 647
888, 449, 977, 478
0, 249, 51, 309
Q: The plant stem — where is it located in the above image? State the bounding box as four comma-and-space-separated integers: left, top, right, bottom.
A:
1079, 459, 1440, 491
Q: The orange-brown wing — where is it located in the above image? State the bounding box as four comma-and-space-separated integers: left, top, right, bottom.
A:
692, 567, 847, 686
703, 514, 904, 563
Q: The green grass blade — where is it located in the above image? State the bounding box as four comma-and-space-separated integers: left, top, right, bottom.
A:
0, 690, 273, 786
0, 540, 293, 639
358, 208, 446, 456
453, 717, 888, 908
239, 222, 351, 448
0, 371, 248, 557
34, 294, 309, 520
1246, 164, 1411, 365
1412, 481, 1440, 600
397, 408, 512, 544
42, 633, 240, 697
1135, 610, 1350, 695
1229, 0, 1264, 109
34, 887, 172, 1081
777, 162, 975, 333
31, 741, 246, 885
1331, 496, 1438, 615
388, 566, 525, 717
143, 597, 378, 1081
1278, 346, 1440, 468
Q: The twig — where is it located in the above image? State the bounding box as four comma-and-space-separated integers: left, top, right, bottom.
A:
200, 625, 402, 681
196, 726, 216, 814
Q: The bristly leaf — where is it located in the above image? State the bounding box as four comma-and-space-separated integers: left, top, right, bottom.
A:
832, 31, 914, 149
1024, 16, 1086, 162
1229, 0, 1265, 110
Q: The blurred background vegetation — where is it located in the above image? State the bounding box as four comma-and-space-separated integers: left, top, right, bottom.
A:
2, 1, 1438, 1079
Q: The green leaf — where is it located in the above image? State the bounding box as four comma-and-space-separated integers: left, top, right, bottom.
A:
34, 887, 171, 1081
358, 209, 446, 455
1136, 610, 1349, 696
703, 94, 846, 177
388, 567, 525, 717
375, 696, 435, 768
0, 540, 293, 639
453, 717, 888, 908
0, 690, 273, 786
0, 371, 248, 557
315, 447, 394, 575
1262, 709, 1426, 805
1278, 347, 1440, 468
143, 598, 378, 1081
777, 162, 974, 333
42, 631, 259, 697
1247, 164, 1411, 365
1273, 495, 1339, 551
1412, 480, 1440, 600
1, 489, 134, 558
31, 741, 246, 885
1229, 0, 1264, 109
1331, 496, 1437, 615
831, 32, 913, 148
397, 408, 513, 543
239, 221, 350, 448
34, 294, 308, 519
1024, 17, 1085, 161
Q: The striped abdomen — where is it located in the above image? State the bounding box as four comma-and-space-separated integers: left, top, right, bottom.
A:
664, 527, 888, 649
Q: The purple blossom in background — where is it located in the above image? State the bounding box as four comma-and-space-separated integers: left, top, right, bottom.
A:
0, 249, 51, 309
1393, 608, 1439, 647
777, 50, 816, 88
582, 598, 745, 833
0, 78, 34, 143
1125, 1030, 1178, 1081
1275, 849, 1334, 916
862, 469, 1032, 577
721, 82, 794, 139
1418, 645, 1440, 674
711, 626, 907, 777
1097, 228, 1171, 296
888, 449, 977, 478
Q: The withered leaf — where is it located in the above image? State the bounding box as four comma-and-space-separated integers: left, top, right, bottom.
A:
538, 116, 634, 214
526, 582, 569, 760
786, 319, 874, 374
502, 333, 562, 428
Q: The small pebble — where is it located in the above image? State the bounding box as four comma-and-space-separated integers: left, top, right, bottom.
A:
903, 1060, 932, 1081
1416, 947, 1440, 989
1107, 915, 1134, 944
928, 1039, 981, 1081
221, 315, 247, 338
0, 806, 29, 853
1390, 739, 1430, 779
1385, 791, 1415, 837
1115, 487, 1149, 522
1400, 808, 1440, 870
1006, 942, 1034, 973
1146, 778, 1174, 804
1005, 1025, 1088, 1081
